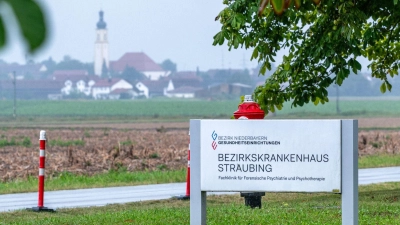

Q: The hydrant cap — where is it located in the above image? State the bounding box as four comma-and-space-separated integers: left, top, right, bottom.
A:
244, 95, 253, 102
233, 95, 265, 119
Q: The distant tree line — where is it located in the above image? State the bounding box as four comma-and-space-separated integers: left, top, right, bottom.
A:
327, 72, 400, 97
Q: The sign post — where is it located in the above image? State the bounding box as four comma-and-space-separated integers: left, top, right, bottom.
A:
341, 120, 358, 224
190, 119, 358, 225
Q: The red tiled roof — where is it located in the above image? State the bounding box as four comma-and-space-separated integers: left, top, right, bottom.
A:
171, 71, 203, 88
110, 52, 163, 72
92, 78, 121, 87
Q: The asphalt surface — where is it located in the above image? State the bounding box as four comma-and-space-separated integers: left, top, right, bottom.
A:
1, 166, 400, 212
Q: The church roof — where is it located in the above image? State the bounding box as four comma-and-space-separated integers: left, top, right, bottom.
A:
96, 10, 107, 29
110, 52, 164, 72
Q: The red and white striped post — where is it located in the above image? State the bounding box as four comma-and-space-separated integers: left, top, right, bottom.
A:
175, 131, 190, 200
28, 130, 54, 212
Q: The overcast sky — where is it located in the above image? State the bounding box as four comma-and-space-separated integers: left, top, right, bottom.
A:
0, 0, 267, 72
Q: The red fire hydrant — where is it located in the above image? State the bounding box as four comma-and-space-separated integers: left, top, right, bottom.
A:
234, 95, 266, 209
233, 95, 265, 119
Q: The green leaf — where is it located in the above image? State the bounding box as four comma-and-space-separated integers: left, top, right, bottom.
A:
4, 0, 47, 53
233, 36, 239, 48
284, 62, 290, 70
336, 69, 345, 85
219, 33, 225, 45
0, 17, 6, 48
386, 81, 392, 92
232, 17, 237, 28
251, 47, 259, 60
260, 63, 267, 75
212, 32, 222, 46
354, 60, 362, 71
380, 82, 386, 93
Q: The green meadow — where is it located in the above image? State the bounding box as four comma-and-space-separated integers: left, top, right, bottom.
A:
0, 98, 399, 120
0, 97, 397, 133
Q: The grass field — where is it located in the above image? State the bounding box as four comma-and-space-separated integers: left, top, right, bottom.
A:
0, 98, 399, 121
1, 182, 399, 224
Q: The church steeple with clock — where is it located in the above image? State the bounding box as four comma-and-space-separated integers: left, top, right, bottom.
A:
94, 10, 109, 76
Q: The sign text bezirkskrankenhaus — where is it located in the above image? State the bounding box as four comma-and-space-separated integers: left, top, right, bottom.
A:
218, 153, 329, 172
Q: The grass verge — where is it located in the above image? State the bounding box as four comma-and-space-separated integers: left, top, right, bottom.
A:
0, 154, 398, 195
359, 154, 400, 169
1, 182, 400, 224
0, 169, 186, 195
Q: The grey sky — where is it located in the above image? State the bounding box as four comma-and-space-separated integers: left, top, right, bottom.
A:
0, 0, 263, 71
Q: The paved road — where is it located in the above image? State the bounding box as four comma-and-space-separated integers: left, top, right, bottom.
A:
2, 167, 400, 212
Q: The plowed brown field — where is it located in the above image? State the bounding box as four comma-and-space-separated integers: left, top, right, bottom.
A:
1, 120, 400, 182
0, 127, 188, 182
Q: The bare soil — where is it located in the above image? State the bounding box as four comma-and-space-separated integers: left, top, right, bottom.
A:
0, 128, 188, 182
1, 118, 400, 182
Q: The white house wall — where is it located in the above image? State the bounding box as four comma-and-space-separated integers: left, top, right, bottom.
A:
135, 82, 149, 98
111, 80, 133, 91
76, 80, 86, 92
143, 71, 169, 81
167, 80, 174, 91
163, 80, 175, 96
92, 87, 111, 99
91, 79, 132, 99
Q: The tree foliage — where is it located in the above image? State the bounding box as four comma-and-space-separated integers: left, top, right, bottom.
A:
56, 55, 92, 71
116, 66, 147, 84
0, 0, 47, 53
214, 0, 400, 113
160, 59, 177, 72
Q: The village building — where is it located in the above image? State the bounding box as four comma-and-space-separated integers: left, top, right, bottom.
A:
165, 86, 202, 98
135, 79, 174, 98
52, 70, 99, 96
91, 78, 133, 99
94, 10, 109, 76
110, 52, 170, 81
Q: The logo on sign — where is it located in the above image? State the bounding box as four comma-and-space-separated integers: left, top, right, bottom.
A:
211, 130, 218, 150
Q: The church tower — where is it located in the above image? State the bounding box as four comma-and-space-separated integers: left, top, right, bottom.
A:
94, 10, 109, 76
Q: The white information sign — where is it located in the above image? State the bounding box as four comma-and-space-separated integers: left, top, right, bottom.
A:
199, 120, 341, 192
